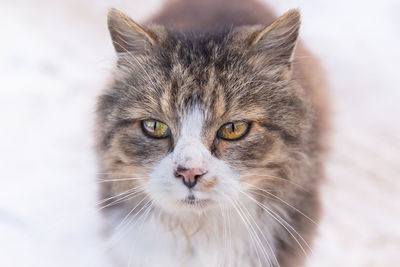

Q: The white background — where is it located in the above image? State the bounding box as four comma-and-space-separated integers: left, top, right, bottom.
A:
0, 0, 399, 266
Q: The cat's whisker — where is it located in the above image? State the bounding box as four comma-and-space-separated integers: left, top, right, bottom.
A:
236, 201, 271, 267
250, 187, 317, 227
113, 198, 153, 250
224, 193, 271, 267
105, 197, 154, 252
225, 196, 263, 267
223, 203, 230, 267
127, 200, 155, 267
97, 188, 146, 211
243, 182, 318, 225
216, 201, 223, 267
260, 196, 314, 258
116, 196, 153, 230
241, 172, 308, 192
97, 171, 150, 176
239, 189, 312, 258
217, 200, 228, 267
235, 198, 278, 267
226, 201, 233, 266
97, 177, 146, 183
96, 184, 145, 206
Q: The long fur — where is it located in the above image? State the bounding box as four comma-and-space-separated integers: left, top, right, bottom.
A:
96, 0, 328, 266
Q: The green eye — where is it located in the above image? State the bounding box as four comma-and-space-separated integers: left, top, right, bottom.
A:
141, 119, 170, 138
218, 122, 250, 140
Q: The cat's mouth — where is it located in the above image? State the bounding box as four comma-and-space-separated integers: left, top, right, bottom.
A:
181, 194, 211, 207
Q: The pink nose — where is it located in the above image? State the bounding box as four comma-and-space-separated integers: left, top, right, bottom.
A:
174, 165, 207, 188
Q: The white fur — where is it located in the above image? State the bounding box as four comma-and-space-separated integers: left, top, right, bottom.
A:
106, 107, 282, 266
105, 200, 283, 267
173, 107, 210, 170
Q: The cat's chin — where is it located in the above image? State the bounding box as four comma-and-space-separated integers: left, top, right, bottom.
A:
174, 199, 214, 215
156, 195, 216, 215
180, 196, 211, 207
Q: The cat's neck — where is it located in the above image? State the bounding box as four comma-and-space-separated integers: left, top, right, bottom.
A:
105, 201, 284, 267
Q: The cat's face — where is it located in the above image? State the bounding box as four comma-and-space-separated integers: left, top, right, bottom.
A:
97, 9, 313, 216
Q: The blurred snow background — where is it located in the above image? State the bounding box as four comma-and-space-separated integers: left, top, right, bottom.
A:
0, 0, 399, 266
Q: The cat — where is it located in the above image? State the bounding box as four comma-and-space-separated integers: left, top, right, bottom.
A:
95, 0, 328, 266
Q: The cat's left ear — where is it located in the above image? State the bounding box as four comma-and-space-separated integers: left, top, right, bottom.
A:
248, 9, 301, 77
107, 8, 161, 54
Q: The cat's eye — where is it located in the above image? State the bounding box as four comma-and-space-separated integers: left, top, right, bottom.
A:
217, 122, 250, 140
141, 119, 170, 138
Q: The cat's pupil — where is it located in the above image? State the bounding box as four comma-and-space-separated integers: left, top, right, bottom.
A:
153, 122, 157, 130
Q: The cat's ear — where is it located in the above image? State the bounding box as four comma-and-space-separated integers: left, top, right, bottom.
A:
107, 8, 157, 54
248, 9, 301, 75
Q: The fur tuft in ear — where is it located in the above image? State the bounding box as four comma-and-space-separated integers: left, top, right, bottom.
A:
249, 9, 301, 71
107, 8, 156, 54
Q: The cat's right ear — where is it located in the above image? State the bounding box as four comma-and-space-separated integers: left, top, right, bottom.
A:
107, 8, 157, 54
236, 9, 301, 79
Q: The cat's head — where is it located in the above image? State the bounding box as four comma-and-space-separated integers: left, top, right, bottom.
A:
97, 9, 315, 216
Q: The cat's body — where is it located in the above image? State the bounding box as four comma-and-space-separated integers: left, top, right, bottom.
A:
96, 0, 327, 266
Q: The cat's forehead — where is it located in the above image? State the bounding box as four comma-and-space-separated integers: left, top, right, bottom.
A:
153, 34, 266, 117
112, 31, 301, 139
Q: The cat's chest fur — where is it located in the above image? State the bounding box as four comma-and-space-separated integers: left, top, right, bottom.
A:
105, 206, 280, 267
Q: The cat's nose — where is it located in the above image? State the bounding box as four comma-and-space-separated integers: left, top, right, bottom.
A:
174, 165, 207, 189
